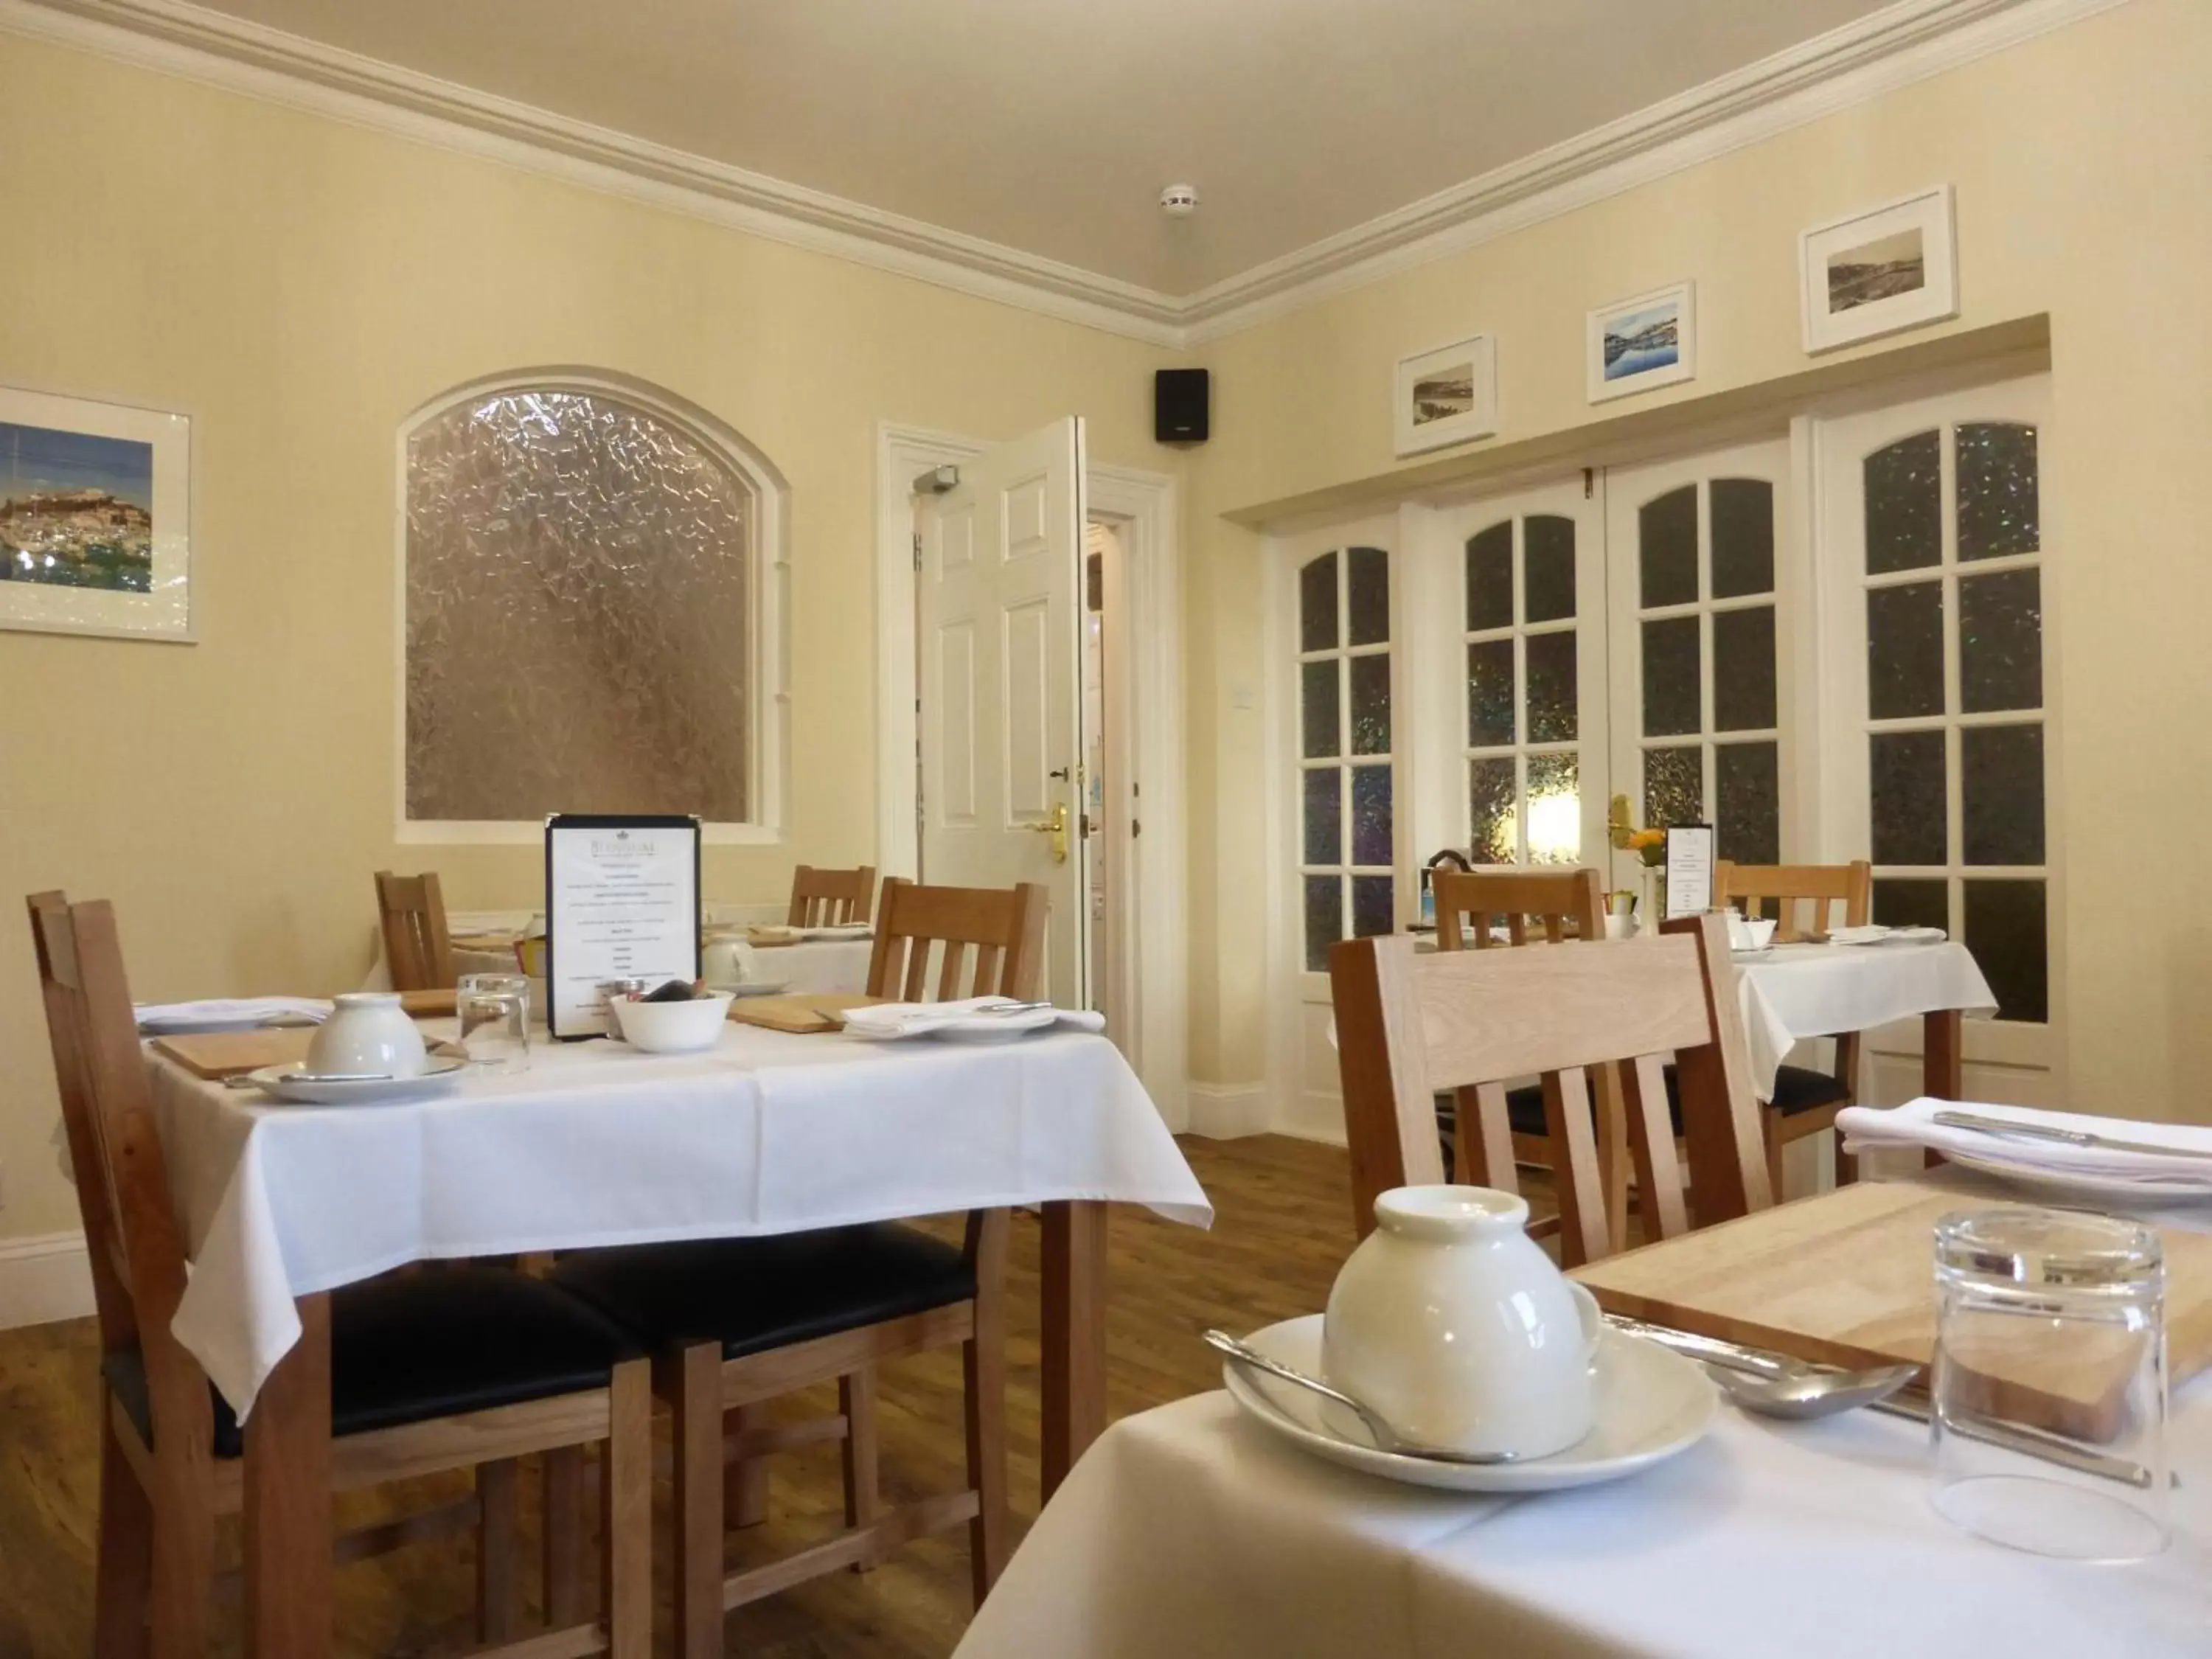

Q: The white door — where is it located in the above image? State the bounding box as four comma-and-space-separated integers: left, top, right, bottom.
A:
916, 417, 1089, 1006
1605, 440, 1792, 891
1814, 377, 2057, 1104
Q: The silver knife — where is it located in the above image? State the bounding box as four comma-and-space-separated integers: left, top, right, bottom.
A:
1868, 1394, 2174, 1491
1932, 1109, 2212, 1165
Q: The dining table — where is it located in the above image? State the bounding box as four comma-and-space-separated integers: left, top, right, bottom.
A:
954, 1164, 2212, 1659
1732, 937, 1994, 1103
145, 1017, 1211, 1658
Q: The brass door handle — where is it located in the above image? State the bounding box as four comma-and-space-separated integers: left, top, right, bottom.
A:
1024, 802, 1069, 863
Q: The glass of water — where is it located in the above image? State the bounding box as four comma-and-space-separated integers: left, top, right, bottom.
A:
457, 972, 532, 1074
1931, 1207, 2168, 1562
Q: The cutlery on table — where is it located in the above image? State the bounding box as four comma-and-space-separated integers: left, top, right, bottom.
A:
1202, 1329, 1520, 1465
1602, 1315, 1917, 1419
1868, 1395, 2174, 1492
1930, 1109, 2212, 1165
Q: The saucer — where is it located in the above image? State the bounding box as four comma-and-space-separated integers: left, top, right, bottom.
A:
246, 1054, 469, 1105
1940, 1151, 2212, 1206
1220, 1313, 1715, 1492
710, 979, 793, 999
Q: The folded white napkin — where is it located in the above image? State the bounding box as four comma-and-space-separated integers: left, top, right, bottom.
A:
1839, 1097, 2212, 1189
135, 997, 332, 1030
1826, 924, 1947, 946
841, 995, 1107, 1040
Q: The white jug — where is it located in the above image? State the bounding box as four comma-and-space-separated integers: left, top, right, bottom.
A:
1323, 1186, 1601, 1459
702, 936, 759, 987
306, 992, 427, 1078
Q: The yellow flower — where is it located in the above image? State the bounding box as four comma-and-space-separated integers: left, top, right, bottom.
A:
1628, 828, 1665, 850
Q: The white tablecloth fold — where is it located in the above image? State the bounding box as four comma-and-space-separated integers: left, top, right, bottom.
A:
150, 1025, 1208, 1417
1841, 1097, 2212, 1189
1733, 942, 1995, 1099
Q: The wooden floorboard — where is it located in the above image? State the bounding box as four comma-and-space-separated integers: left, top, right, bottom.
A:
0, 1135, 1556, 1658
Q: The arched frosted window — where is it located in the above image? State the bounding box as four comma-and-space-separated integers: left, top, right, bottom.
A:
403, 377, 785, 833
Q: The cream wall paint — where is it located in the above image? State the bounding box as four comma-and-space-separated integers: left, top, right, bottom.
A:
0, 30, 1179, 1239
1182, 0, 2212, 1116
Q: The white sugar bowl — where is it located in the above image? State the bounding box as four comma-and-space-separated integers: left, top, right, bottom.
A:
306, 992, 428, 1079
1322, 1186, 1602, 1460
702, 936, 759, 988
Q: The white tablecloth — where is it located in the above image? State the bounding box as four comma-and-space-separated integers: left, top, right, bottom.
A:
1734, 942, 1996, 1099
959, 1375, 2212, 1659
147, 1026, 1210, 1416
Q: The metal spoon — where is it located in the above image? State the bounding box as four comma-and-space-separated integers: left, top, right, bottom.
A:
1202, 1329, 1520, 1465
1604, 1315, 1918, 1420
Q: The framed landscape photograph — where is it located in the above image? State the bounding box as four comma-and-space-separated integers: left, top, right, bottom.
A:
1394, 333, 1498, 457
0, 385, 192, 641
1587, 281, 1696, 403
1799, 186, 1958, 353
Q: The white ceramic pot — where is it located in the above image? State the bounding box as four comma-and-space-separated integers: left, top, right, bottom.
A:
701, 936, 759, 988
1323, 1186, 1601, 1459
306, 992, 428, 1078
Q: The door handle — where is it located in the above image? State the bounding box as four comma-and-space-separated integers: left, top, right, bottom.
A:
1025, 802, 1070, 864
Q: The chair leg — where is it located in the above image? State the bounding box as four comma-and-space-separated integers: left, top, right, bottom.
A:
1764, 1113, 1788, 1206
1834, 1127, 1859, 1187
476, 1458, 521, 1644
723, 1403, 771, 1528
672, 1345, 727, 1659
540, 1446, 588, 1629
93, 1410, 154, 1659
145, 1483, 214, 1659
964, 1306, 1009, 1605
600, 1362, 653, 1659
839, 1368, 883, 1573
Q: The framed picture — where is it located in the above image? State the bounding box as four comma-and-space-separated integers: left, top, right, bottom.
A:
1798, 186, 1958, 354
0, 385, 192, 642
1394, 333, 1498, 457
1587, 281, 1696, 403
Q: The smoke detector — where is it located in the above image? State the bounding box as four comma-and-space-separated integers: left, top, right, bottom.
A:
1158, 183, 1199, 218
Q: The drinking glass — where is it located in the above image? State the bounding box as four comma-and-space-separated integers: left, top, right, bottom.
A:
458, 972, 531, 1074
1931, 1207, 2168, 1562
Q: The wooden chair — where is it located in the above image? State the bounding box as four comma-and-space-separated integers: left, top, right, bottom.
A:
1430, 867, 1630, 1264
1332, 914, 1773, 1262
27, 891, 651, 1659
375, 869, 456, 992
1715, 860, 1874, 1194
787, 863, 877, 928
552, 877, 1046, 1659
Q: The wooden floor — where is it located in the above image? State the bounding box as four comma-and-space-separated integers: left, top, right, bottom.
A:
0, 1134, 1489, 1659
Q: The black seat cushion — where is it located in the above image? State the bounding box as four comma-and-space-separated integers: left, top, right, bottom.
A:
549, 1223, 975, 1360
106, 1265, 642, 1461
1768, 1062, 1851, 1118
1439, 1062, 1846, 1160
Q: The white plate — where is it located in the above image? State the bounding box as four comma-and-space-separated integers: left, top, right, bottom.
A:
929, 1009, 1059, 1042
709, 979, 793, 999
1221, 1314, 1716, 1492
1941, 1150, 2212, 1205
245, 1054, 469, 1105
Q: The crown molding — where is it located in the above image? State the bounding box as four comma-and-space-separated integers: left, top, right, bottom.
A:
0, 0, 2134, 351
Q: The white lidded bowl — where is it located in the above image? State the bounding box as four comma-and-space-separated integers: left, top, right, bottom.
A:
306, 992, 427, 1078
608, 990, 734, 1054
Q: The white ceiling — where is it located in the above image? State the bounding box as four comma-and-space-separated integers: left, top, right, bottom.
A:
161, 0, 1898, 296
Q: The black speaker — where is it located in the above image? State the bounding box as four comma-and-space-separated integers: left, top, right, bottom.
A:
1154, 368, 1209, 444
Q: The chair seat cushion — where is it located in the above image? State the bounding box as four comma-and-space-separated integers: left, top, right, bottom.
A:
1769, 1062, 1852, 1118
549, 1223, 975, 1360
1442, 1062, 1849, 1156
106, 1265, 641, 1461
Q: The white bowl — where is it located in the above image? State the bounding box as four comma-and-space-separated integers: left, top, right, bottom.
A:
1727, 913, 1779, 951
608, 991, 734, 1054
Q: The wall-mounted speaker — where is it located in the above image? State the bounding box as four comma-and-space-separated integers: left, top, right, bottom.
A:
1154, 368, 1209, 445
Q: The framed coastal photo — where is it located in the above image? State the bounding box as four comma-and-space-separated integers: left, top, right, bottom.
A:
0, 385, 192, 642
1394, 333, 1498, 457
1799, 186, 1958, 354
1587, 281, 1695, 403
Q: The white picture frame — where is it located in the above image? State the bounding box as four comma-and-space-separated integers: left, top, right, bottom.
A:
1587, 281, 1696, 403
0, 383, 192, 642
1393, 333, 1498, 457
1798, 185, 1958, 355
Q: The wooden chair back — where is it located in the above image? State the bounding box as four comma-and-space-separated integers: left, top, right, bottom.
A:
375, 869, 456, 992
1431, 866, 1606, 949
1329, 914, 1771, 1254
1714, 860, 1871, 942
866, 879, 1049, 1004
787, 864, 877, 927
27, 893, 213, 1467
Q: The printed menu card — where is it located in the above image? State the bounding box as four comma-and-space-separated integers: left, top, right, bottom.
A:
1663, 824, 1714, 920
543, 814, 701, 1037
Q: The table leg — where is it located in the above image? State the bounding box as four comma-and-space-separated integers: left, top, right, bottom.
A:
1040, 1200, 1107, 1503
244, 1292, 332, 1659
1923, 1008, 1964, 1169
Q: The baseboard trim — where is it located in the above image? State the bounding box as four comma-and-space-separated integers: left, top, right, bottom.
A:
0, 1231, 93, 1329
1185, 1081, 1270, 1140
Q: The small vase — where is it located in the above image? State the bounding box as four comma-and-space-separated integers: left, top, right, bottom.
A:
1641, 867, 1667, 933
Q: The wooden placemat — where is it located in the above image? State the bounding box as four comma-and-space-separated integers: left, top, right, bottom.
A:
1573, 1177, 2212, 1442
152, 1028, 314, 1079
727, 993, 886, 1034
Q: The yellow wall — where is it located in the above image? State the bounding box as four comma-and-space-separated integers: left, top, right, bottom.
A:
1183, 0, 2212, 1113
0, 30, 1178, 1238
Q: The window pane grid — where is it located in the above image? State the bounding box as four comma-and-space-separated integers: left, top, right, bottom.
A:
1297, 546, 1394, 970
1463, 514, 1583, 866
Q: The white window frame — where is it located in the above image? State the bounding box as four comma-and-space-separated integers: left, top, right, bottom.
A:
392, 368, 790, 846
